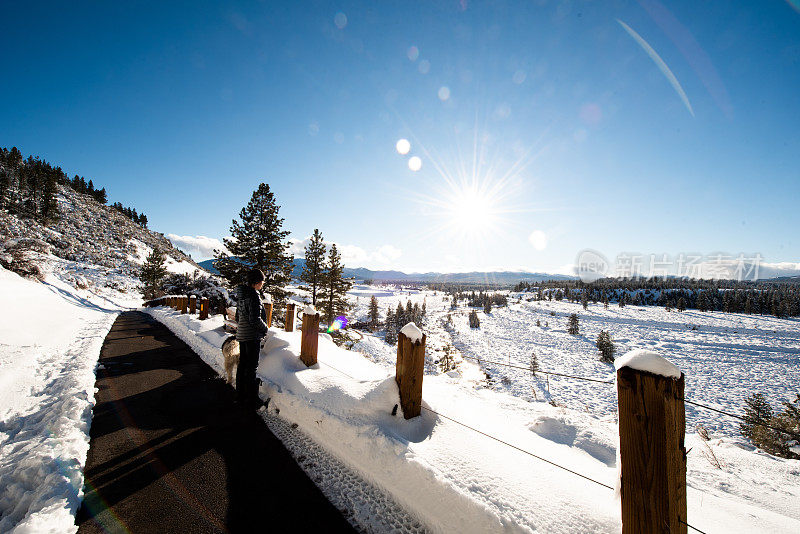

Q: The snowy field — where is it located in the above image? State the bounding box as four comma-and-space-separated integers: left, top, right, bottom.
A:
341, 285, 800, 438
149, 294, 800, 534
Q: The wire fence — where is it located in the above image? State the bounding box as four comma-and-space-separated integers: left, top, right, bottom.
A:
458, 349, 799, 442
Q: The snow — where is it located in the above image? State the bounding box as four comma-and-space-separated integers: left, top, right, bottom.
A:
0, 261, 140, 532
146, 299, 800, 533
400, 322, 424, 343
304, 304, 318, 316
614, 349, 681, 378
262, 293, 272, 304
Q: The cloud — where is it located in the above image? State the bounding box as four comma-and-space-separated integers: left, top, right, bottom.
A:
166, 234, 229, 260
288, 236, 402, 268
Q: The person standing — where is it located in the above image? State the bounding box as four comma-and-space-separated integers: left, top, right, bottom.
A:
234, 268, 268, 408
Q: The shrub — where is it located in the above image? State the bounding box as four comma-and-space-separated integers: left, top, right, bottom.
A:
0, 238, 50, 280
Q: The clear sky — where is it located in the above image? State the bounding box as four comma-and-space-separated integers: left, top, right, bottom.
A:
2, 1, 799, 274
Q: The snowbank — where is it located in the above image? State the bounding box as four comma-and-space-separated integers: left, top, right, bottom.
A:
0, 263, 139, 532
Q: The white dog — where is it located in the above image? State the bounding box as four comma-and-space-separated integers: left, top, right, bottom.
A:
221, 335, 240, 385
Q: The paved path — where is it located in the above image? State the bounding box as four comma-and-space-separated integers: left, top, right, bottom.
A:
76, 311, 356, 533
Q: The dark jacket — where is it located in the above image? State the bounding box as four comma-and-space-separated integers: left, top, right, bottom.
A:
235, 284, 268, 342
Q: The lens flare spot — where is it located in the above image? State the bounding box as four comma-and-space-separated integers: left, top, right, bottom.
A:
327, 315, 348, 333
528, 230, 548, 251
418, 60, 431, 74
407, 46, 419, 61
408, 156, 423, 171
512, 70, 527, 84
396, 138, 411, 155
334, 12, 347, 29
438, 86, 451, 101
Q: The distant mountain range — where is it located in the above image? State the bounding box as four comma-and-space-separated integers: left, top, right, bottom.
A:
197, 258, 575, 284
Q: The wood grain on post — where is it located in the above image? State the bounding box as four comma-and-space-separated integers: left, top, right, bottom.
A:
285, 303, 296, 332
180, 296, 188, 314
396, 331, 426, 419
264, 302, 273, 328
617, 366, 687, 534
189, 295, 197, 314
300, 311, 320, 366
199, 298, 209, 320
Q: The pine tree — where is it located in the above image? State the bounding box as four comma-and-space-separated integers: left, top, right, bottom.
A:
567, 313, 580, 335
40, 167, 59, 223
322, 243, 352, 324
140, 247, 168, 299
596, 330, 616, 363
95, 187, 108, 204
484, 298, 492, 314
468, 309, 480, 328
300, 229, 326, 305
213, 183, 294, 302
139, 213, 148, 227
87, 179, 95, 195
368, 295, 380, 330
677, 297, 686, 312
740, 393, 773, 442
385, 307, 397, 344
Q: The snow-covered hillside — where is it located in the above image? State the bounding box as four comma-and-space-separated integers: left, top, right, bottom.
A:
147, 293, 800, 533
0, 184, 199, 276
0, 261, 141, 532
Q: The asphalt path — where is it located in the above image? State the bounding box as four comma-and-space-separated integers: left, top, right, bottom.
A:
76, 311, 356, 533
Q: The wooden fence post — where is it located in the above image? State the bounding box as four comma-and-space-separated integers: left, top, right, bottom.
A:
300, 306, 320, 366
189, 295, 197, 314
199, 297, 209, 320
263, 299, 273, 328
617, 364, 686, 534
180, 296, 188, 314
285, 303, 296, 332
395, 324, 426, 419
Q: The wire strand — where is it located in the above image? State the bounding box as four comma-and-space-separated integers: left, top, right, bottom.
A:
680, 518, 710, 534
460, 355, 614, 384
684, 399, 800, 440
420, 405, 614, 490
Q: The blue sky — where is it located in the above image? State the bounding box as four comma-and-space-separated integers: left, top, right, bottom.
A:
2, 1, 799, 273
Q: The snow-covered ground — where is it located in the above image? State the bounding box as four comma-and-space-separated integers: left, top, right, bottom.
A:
147, 293, 800, 534
0, 259, 142, 532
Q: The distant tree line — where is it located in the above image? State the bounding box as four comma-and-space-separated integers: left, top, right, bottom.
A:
513, 277, 800, 319
0, 146, 148, 227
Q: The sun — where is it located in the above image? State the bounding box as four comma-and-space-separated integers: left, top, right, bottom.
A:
447, 186, 499, 237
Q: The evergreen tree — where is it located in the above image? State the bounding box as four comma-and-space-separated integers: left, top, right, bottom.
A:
213, 183, 294, 302
740, 393, 773, 442
567, 313, 580, 335
40, 167, 59, 223
468, 309, 480, 328
139, 247, 168, 299
322, 243, 352, 324
300, 229, 326, 305
87, 179, 95, 195
368, 295, 380, 330
596, 330, 616, 363
677, 297, 686, 312
95, 187, 108, 204
484, 298, 492, 314
139, 213, 148, 227
385, 307, 397, 344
